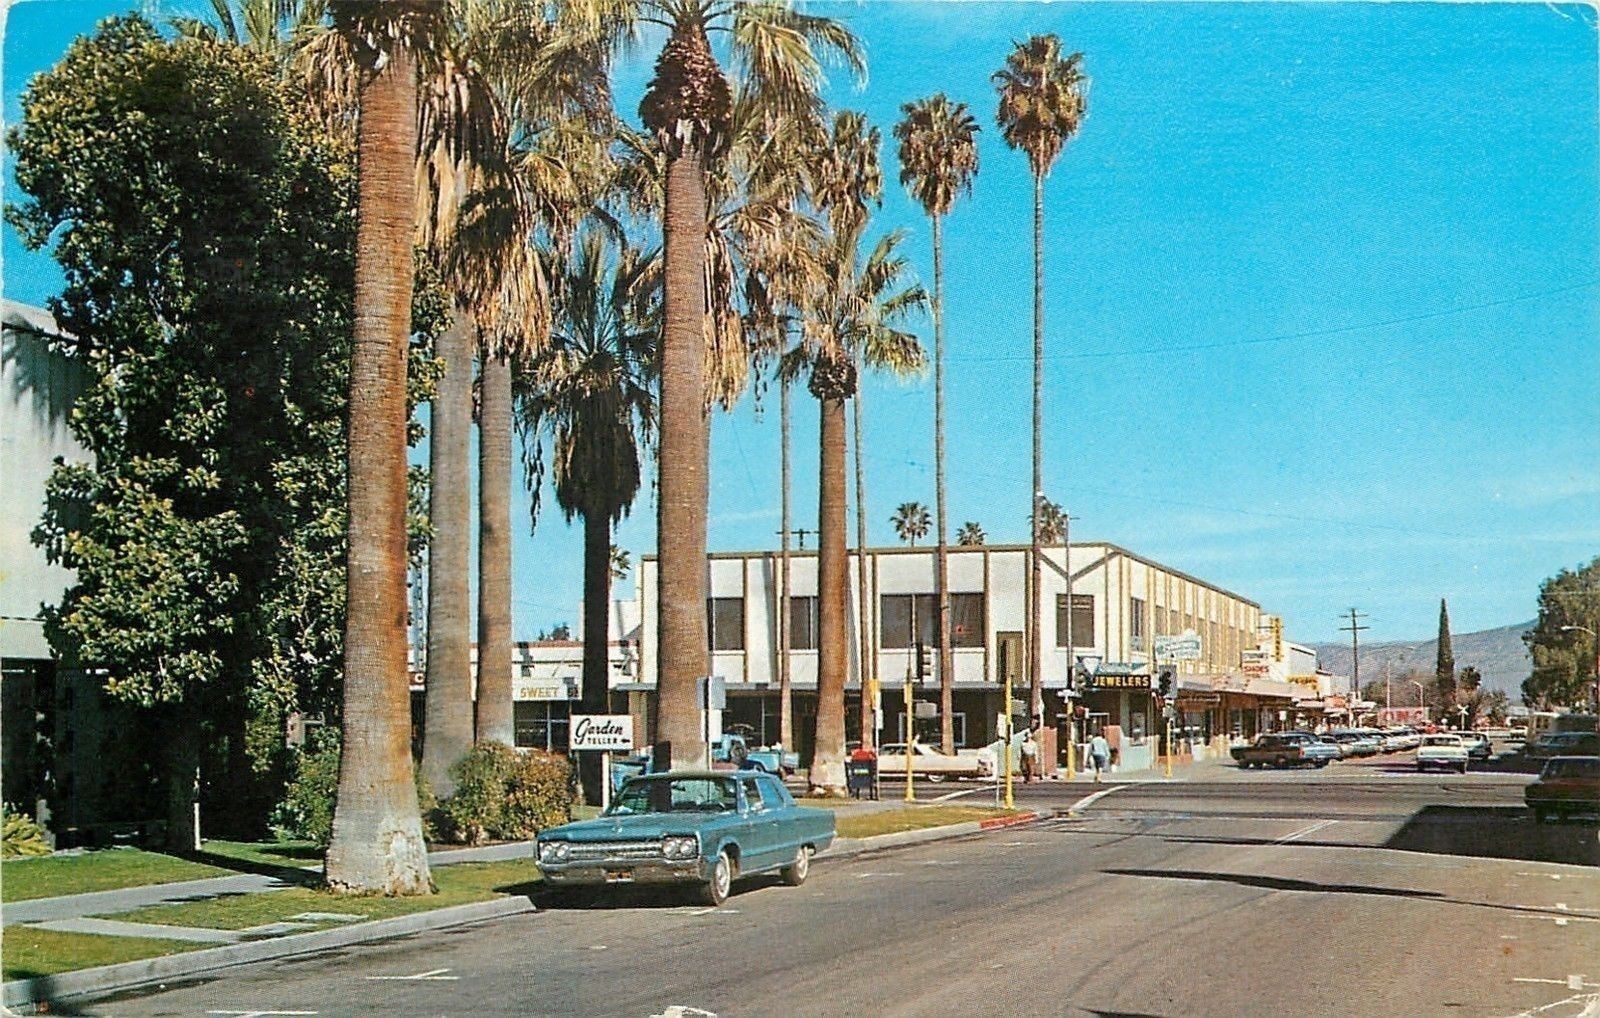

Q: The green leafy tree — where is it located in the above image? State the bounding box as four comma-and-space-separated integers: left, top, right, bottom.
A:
1522, 556, 1600, 711
7, 16, 441, 847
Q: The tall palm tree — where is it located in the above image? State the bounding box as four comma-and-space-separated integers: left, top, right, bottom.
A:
517, 233, 659, 804
324, 1, 436, 896
637, 0, 862, 766
778, 377, 793, 750
956, 521, 985, 546
894, 93, 979, 755
1035, 496, 1067, 544
794, 227, 925, 796
891, 502, 932, 547
851, 388, 872, 752
993, 35, 1087, 723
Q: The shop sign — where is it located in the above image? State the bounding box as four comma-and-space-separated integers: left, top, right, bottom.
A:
1179, 692, 1222, 706
1153, 631, 1202, 661
513, 676, 578, 701
1242, 660, 1270, 677
1084, 672, 1154, 690
571, 714, 634, 751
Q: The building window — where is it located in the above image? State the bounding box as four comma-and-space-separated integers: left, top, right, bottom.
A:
1130, 597, 1146, 650
789, 596, 818, 650
707, 597, 745, 651
1055, 594, 1094, 648
880, 594, 936, 649
514, 701, 570, 751
880, 594, 984, 649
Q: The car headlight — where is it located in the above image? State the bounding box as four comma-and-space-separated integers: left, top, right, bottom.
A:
538, 841, 570, 864
662, 835, 699, 860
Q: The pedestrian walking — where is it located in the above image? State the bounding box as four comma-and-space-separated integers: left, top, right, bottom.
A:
1020, 730, 1040, 783
1089, 732, 1111, 783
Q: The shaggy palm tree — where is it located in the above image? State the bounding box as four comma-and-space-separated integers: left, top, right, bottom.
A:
322, 0, 438, 897
610, 544, 632, 582
891, 502, 932, 547
956, 521, 985, 546
636, 0, 862, 764
895, 93, 978, 755
1035, 496, 1067, 545
518, 233, 659, 804
993, 34, 1087, 721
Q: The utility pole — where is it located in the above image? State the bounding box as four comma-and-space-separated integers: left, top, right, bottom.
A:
1339, 609, 1369, 727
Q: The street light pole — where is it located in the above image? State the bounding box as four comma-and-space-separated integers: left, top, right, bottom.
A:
1410, 680, 1425, 724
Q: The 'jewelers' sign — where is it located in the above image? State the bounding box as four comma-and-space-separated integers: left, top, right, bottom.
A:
570, 714, 634, 752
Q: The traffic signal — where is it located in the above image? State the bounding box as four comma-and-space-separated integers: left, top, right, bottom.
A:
1157, 669, 1174, 699
916, 641, 932, 682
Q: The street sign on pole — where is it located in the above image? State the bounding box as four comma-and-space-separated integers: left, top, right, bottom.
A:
571, 714, 635, 751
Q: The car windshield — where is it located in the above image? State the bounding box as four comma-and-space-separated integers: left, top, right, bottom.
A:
606, 776, 739, 815
1542, 758, 1600, 779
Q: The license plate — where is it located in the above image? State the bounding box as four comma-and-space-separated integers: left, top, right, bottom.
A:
605, 869, 634, 883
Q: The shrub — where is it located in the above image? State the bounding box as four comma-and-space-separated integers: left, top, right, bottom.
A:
271, 733, 340, 847
2, 803, 51, 858
271, 733, 442, 848
438, 743, 573, 845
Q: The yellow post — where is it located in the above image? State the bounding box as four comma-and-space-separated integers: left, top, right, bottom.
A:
1164, 717, 1174, 779
903, 676, 915, 802
1066, 717, 1076, 780
1003, 670, 1015, 809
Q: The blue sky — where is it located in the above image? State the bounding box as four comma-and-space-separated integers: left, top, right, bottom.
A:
6, 2, 1598, 645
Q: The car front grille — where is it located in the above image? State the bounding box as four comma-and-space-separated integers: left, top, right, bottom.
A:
569, 840, 664, 863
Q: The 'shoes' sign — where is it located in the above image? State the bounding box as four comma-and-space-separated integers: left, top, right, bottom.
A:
571, 714, 634, 752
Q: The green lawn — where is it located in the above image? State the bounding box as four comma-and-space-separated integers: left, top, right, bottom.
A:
1, 849, 231, 902
199, 839, 323, 870
97, 858, 539, 932
833, 806, 1020, 840
2, 925, 204, 981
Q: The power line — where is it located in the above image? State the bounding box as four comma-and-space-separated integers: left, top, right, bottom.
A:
1339, 608, 1371, 706
949, 278, 1599, 364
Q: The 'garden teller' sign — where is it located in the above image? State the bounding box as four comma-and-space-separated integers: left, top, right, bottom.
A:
570, 714, 634, 752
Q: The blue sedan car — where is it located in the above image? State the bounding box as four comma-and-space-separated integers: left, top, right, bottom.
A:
536, 770, 835, 906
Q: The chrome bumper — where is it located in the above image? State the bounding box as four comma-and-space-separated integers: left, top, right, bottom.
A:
538, 858, 709, 885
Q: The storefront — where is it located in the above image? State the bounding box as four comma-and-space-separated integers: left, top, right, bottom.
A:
512, 672, 579, 752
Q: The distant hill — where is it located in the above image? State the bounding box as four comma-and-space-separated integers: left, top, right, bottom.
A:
1310, 620, 1534, 698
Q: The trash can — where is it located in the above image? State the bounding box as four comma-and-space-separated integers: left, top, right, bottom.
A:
845, 750, 878, 800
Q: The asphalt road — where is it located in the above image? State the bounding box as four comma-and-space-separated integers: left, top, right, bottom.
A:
73, 753, 1600, 1018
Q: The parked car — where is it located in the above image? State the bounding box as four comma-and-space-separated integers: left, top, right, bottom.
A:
1319, 734, 1353, 759
1526, 732, 1600, 761
1232, 733, 1339, 769
1330, 731, 1380, 757
876, 740, 995, 781
1524, 756, 1600, 822
1416, 734, 1470, 773
536, 770, 834, 906
1452, 730, 1492, 760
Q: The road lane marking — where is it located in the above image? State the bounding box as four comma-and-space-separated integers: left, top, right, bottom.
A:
652, 1007, 719, 1017
364, 968, 459, 981
207, 1012, 317, 1017
930, 784, 995, 802
853, 872, 903, 878
1066, 785, 1127, 814
1273, 819, 1338, 844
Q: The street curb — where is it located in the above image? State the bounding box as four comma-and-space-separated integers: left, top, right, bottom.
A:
3, 895, 534, 1010
816, 808, 1055, 861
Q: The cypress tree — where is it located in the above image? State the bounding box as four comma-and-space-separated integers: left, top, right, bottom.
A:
1435, 599, 1456, 713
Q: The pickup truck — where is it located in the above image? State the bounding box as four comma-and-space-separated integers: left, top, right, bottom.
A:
712, 729, 799, 776
1232, 733, 1339, 769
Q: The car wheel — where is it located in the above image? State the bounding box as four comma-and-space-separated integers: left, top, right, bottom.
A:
701, 849, 734, 906
926, 773, 947, 783
780, 846, 812, 886
1273, 756, 1288, 769
1316, 760, 1329, 768
1458, 763, 1468, 774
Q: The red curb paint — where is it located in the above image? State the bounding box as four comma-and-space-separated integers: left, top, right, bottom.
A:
978, 811, 1039, 831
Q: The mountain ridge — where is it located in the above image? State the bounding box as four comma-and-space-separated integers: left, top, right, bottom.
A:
1309, 620, 1533, 698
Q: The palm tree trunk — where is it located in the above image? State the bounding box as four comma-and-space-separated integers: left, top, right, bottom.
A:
778, 378, 793, 750
812, 395, 849, 795
1028, 172, 1044, 725
325, 43, 431, 896
579, 511, 611, 804
475, 350, 515, 747
657, 148, 711, 765
933, 213, 954, 755
422, 311, 473, 798
852, 393, 872, 751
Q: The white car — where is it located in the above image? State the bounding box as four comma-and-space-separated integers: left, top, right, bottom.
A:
876, 741, 995, 781
1416, 734, 1470, 773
